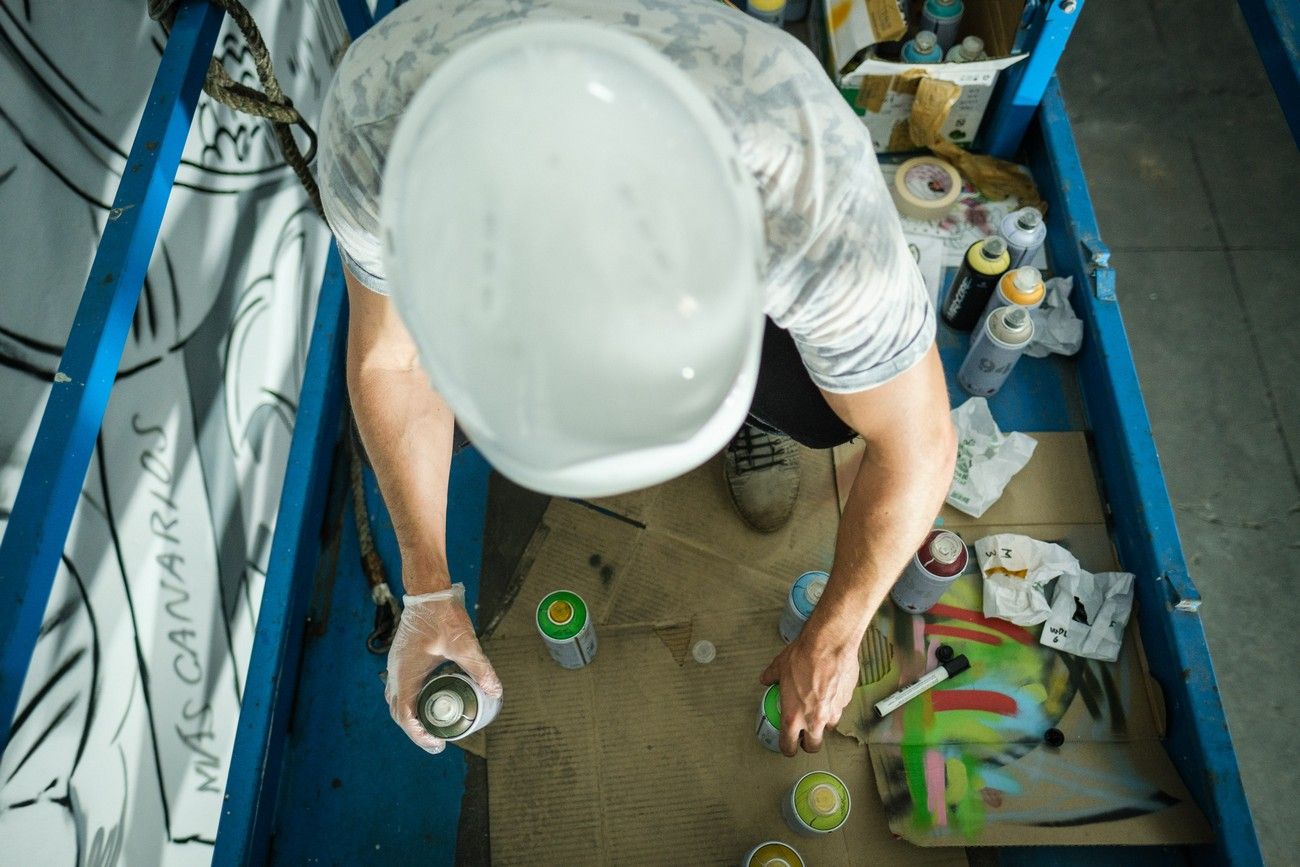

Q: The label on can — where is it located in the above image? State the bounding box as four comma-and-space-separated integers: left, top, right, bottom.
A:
743, 840, 805, 867
778, 571, 828, 643
890, 530, 969, 614
536, 590, 597, 669
756, 684, 782, 752
416, 671, 501, 741
782, 771, 851, 836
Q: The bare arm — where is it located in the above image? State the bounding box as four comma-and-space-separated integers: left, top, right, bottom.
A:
762, 342, 956, 755
345, 268, 455, 594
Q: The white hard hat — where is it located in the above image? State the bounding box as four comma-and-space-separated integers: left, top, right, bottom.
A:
381, 22, 765, 498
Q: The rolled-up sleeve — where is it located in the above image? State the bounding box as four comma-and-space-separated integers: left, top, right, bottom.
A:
766, 150, 935, 394
317, 80, 393, 295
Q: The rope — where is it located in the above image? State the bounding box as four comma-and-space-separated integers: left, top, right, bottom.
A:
151, 0, 395, 648
200, 0, 323, 216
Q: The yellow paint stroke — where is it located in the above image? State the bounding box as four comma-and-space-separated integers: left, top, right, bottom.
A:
945, 757, 968, 804
984, 566, 1029, 579
1023, 683, 1048, 704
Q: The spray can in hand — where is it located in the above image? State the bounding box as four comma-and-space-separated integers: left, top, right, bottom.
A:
941, 236, 1010, 330
901, 30, 943, 63
958, 305, 1035, 397
416, 670, 502, 742
999, 206, 1047, 269
920, 0, 964, 51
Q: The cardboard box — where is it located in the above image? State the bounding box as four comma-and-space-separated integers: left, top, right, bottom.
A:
817, 0, 1029, 152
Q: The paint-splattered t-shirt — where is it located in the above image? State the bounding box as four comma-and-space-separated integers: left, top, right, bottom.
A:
318, 0, 933, 392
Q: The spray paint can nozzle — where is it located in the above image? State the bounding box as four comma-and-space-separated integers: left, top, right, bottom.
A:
980, 235, 1007, 260
914, 30, 938, 53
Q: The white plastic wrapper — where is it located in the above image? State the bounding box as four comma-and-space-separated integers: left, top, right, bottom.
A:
975, 533, 1081, 626
1040, 571, 1135, 662
946, 398, 1038, 518
1025, 276, 1084, 358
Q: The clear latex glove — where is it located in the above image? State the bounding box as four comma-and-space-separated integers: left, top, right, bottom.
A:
384, 583, 502, 754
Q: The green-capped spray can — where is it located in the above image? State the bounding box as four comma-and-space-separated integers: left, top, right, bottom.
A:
742, 840, 805, 867
536, 590, 597, 669
756, 683, 782, 752
416, 671, 501, 741
782, 771, 851, 836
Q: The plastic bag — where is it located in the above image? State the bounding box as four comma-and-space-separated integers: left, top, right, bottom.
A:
1040, 571, 1135, 662
1025, 276, 1084, 358
975, 533, 1081, 626
946, 398, 1037, 519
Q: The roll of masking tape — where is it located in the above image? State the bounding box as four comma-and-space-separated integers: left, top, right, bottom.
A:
891, 156, 962, 221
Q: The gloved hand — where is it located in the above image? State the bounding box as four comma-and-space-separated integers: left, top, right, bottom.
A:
385, 583, 502, 754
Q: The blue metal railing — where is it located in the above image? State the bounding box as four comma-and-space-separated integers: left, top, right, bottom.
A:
0, 0, 226, 757
1237, 0, 1300, 145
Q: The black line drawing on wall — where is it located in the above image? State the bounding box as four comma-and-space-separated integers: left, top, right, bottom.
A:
0, 1, 346, 860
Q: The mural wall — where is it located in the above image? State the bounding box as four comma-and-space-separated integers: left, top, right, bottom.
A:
0, 1, 346, 861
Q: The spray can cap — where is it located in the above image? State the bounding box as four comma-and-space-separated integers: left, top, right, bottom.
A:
1004, 306, 1030, 330
808, 783, 843, 817
929, 532, 964, 564
1016, 207, 1043, 230
691, 640, 717, 664
426, 690, 465, 726
981, 236, 1007, 259
1011, 266, 1043, 294
961, 35, 984, 57
914, 30, 938, 52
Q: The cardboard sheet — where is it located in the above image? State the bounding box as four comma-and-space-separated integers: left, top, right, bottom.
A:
486, 614, 964, 866
831, 436, 1211, 847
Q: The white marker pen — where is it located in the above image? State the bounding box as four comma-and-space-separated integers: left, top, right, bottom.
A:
874, 654, 970, 717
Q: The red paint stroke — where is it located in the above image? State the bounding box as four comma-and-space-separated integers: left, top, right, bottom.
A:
928, 604, 1036, 645
931, 690, 1019, 716
924, 624, 1000, 645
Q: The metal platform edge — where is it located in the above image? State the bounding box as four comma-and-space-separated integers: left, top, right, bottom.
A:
1027, 77, 1263, 867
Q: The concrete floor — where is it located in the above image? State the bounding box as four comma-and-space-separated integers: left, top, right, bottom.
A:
1059, 1, 1300, 863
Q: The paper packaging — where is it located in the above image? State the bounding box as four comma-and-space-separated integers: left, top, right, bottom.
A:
816, 0, 1027, 153
1024, 275, 1085, 358
975, 532, 1081, 625
946, 397, 1037, 518
1042, 570, 1136, 662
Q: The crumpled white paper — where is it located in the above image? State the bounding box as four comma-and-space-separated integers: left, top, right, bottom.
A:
1040, 571, 1135, 662
975, 533, 1081, 626
1025, 276, 1084, 358
946, 398, 1037, 519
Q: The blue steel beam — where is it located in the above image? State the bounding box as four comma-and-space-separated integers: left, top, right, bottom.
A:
0, 0, 225, 756
213, 245, 350, 865
1238, 0, 1300, 145
214, 1, 377, 861
1029, 78, 1263, 866
981, 0, 1085, 158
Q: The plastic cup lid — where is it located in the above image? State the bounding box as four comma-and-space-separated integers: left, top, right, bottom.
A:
808, 783, 842, 816
428, 691, 465, 725
547, 599, 574, 626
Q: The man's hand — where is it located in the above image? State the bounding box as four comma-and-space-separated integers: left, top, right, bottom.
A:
385, 582, 502, 754
761, 622, 860, 756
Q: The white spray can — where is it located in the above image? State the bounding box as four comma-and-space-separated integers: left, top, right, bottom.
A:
958, 306, 1035, 397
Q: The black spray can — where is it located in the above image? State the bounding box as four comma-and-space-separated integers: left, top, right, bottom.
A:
941, 236, 1010, 331
958, 306, 1035, 397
